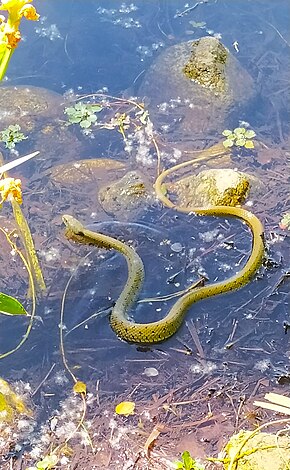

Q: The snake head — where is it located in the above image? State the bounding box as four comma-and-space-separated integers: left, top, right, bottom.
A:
62, 214, 85, 235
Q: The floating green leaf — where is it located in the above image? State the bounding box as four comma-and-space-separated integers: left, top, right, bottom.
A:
0, 124, 27, 150
64, 102, 102, 130
244, 140, 255, 149
244, 129, 256, 139
223, 138, 234, 148
234, 127, 246, 135
0, 293, 27, 316
222, 126, 256, 149
222, 129, 233, 137
235, 138, 246, 147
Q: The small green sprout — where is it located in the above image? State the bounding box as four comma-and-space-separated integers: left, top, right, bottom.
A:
222, 127, 256, 149
279, 212, 290, 230
27, 454, 58, 470
0, 124, 27, 150
174, 451, 205, 470
64, 102, 102, 129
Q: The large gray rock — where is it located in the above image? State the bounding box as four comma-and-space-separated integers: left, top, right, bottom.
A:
98, 170, 154, 219
139, 37, 255, 143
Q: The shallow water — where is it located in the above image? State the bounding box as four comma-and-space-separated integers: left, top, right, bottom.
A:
0, 0, 289, 468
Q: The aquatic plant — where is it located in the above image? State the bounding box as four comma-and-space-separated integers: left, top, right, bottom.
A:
279, 212, 290, 230
174, 451, 205, 470
222, 127, 256, 149
0, 2, 44, 331
0, 152, 43, 346
64, 102, 102, 129
0, 0, 39, 80
0, 123, 27, 149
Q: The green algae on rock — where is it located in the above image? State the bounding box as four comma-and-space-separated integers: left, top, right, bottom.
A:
0, 378, 32, 423
168, 168, 262, 208
98, 170, 154, 220
183, 37, 228, 92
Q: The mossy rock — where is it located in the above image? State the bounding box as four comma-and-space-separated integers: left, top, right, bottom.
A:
0, 378, 32, 423
139, 37, 255, 142
98, 170, 154, 220
169, 168, 262, 207
223, 429, 290, 470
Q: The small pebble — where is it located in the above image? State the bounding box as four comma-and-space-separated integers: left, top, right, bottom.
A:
143, 367, 159, 377
170, 242, 183, 253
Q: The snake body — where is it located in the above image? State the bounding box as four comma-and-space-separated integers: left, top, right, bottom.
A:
63, 209, 264, 344
63, 147, 264, 344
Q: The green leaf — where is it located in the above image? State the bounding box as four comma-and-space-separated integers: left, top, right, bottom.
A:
89, 114, 97, 123
69, 116, 82, 124
0, 293, 28, 316
64, 107, 76, 115
182, 451, 194, 469
75, 102, 85, 110
174, 463, 184, 469
234, 127, 246, 135
222, 129, 232, 137
235, 138, 246, 146
36, 454, 58, 470
80, 120, 92, 128
244, 129, 256, 139
223, 139, 234, 148
244, 140, 255, 149
93, 104, 103, 113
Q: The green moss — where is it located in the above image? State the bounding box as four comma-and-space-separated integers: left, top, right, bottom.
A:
215, 178, 249, 206
183, 39, 228, 92
0, 392, 14, 422
0, 378, 32, 423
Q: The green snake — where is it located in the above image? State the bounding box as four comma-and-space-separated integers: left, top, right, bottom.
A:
63, 153, 264, 344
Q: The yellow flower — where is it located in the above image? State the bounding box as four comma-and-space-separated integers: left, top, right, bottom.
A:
0, 0, 39, 25
0, 177, 22, 204
19, 4, 38, 20
5, 28, 20, 47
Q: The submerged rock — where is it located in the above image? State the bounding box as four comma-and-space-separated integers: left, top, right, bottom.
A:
169, 168, 262, 207
223, 430, 290, 470
98, 170, 154, 219
0, 86, 83, 166
139, 37, 255, 143
0, 378, 32, 423
49, 158, 126, 184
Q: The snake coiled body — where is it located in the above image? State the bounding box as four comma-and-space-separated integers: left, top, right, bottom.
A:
63, 145, 264, 344
63, 206, 264, 344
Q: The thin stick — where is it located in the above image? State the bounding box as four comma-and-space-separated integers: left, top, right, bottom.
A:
31, 363, 56, 397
